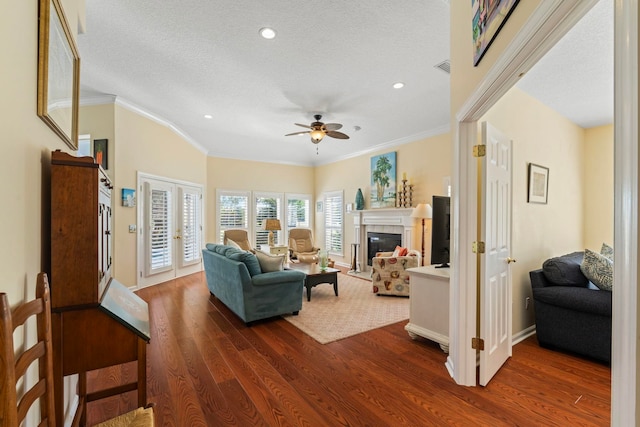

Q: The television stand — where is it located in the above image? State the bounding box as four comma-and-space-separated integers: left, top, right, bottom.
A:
435, 263, 449, 269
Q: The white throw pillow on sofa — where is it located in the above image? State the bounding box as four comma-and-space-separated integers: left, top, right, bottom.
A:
255, 250, 285, 272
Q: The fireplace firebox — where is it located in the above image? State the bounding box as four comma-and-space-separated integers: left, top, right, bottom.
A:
367, 232, 402, 266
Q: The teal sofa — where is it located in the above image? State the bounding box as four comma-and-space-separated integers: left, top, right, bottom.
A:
202, 243, 306, 323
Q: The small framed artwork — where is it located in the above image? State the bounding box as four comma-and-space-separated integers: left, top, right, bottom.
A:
316, 201, 323, 213
527, 163, 549, 204
94, 139, 108, 169
122, 188, 136, 207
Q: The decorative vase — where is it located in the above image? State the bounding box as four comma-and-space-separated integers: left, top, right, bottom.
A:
319, 250, 329, 270
355, 188, 364, 210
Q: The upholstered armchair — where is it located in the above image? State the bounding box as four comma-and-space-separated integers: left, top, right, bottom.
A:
371, 250, 421, 296
223, 229, 253, 251
288, 228, 320, 263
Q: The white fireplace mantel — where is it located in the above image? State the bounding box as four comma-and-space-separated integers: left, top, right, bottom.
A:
352, 208, 416, 271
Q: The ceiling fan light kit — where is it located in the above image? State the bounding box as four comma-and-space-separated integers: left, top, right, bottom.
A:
285, 114, 350, 150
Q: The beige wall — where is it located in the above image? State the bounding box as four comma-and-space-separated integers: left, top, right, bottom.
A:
315, 133, 452, 266
79, 103, 116, 174
583, 124, 614, 250
480, 86, 587, 333
2, 0, 85, 423
450, 0, 542, 116
114, 105, 208, 284
206, 157, 315, 243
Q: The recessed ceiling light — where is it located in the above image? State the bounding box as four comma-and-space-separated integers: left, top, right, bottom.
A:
259, 27, 276, 40
393, 82, 405, 89
204, 114, 212, 119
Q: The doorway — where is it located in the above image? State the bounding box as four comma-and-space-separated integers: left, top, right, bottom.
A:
451, 0, 636, 423
137, 173, 204, 288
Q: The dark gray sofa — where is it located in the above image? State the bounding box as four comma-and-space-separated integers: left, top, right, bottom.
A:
529, 251, 611, 363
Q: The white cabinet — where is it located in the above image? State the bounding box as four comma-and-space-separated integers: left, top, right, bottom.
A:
405, 265, 450, 353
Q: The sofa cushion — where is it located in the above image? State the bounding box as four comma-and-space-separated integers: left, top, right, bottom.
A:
601, 242, 614, 261
227, 251, 262, 276
542, 252, 588, 287
533, 285, 612, 317
581, 249, 613, 291
255, 250, 285, 272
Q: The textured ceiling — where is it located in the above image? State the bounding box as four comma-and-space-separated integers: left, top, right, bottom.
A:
516, 0, 613, 128
77, 0, 612, 167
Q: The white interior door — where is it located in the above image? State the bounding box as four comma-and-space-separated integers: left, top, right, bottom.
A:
479, 122, 513, 386
138, 175, 203, 288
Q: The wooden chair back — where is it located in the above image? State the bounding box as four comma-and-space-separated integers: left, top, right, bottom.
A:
0, 272, 55, 427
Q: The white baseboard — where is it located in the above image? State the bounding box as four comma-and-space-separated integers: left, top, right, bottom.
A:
512, 325, 536, 346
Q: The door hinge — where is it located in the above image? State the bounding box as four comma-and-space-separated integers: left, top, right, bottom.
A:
472, 337, 485, 351
473, 144, 486, 157
472, 241, 485, 253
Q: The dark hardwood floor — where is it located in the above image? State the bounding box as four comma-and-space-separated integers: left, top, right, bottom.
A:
87, 272, 611, 426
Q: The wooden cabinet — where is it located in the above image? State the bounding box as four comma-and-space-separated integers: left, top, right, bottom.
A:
51, 150, 112, 308
405, 266, 450, 353
50, 150, 150, 426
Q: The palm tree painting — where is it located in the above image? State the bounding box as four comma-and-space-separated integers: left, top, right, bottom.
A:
370, 152, 397, 208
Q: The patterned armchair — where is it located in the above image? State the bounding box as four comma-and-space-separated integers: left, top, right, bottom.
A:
371, 250, 421, 296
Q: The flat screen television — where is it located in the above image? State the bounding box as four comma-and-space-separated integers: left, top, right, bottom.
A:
430, 196, 450, 268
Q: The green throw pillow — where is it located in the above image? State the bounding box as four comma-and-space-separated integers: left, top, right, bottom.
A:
255, 250, 285, 272
600, 242, 614, 261
580, 248, 613, 291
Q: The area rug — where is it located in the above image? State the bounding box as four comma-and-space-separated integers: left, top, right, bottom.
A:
282, 273, 409, 344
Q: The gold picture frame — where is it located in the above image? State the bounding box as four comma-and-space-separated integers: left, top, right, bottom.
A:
37, 0, 80, 150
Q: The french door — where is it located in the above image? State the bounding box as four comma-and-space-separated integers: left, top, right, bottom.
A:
138, 174, 204, 288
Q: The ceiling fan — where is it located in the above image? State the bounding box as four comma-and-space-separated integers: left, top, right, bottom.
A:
285, 114, 350, 145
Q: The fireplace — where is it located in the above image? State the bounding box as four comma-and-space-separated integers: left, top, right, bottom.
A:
352, 208, 415, 272
367, 232, 402, 265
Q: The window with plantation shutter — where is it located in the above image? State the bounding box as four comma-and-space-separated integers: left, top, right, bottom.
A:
286, 194, 311, 230
254, 192, 282, 247
180, 186, 202, 266
324, 191, 343, 255
217, 190, 250, 243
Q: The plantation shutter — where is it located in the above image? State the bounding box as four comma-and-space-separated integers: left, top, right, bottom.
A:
286, 196, 310, 228
145, 181, 174, 275
255, 194, 281, 247
324, 191, 343, 254
180, 186, 202, 266
219, 193, 249, 243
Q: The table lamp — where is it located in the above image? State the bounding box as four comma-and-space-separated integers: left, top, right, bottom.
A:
411, 203, 432, 266
263, 218, 281, 246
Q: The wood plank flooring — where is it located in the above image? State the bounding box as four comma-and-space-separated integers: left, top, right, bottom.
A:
86, 271, 611, 426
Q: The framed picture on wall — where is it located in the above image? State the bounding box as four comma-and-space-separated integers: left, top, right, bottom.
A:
472, 0, 520, 66
527, 163, 549, 204
94, 139, 108, 169
316, 201, 323, 213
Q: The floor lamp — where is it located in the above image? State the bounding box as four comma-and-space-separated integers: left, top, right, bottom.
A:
411, 203, 432, 266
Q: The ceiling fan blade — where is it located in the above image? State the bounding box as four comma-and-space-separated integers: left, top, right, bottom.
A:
326, 131, 350, 139
324, 123, 342, 131
295, 123, 312, 129
285, 130, 311, 136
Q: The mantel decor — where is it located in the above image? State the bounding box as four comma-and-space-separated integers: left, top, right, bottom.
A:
37, 0, 81, 150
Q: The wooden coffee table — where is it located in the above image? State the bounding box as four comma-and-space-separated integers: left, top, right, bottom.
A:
288, 263, 339, 301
